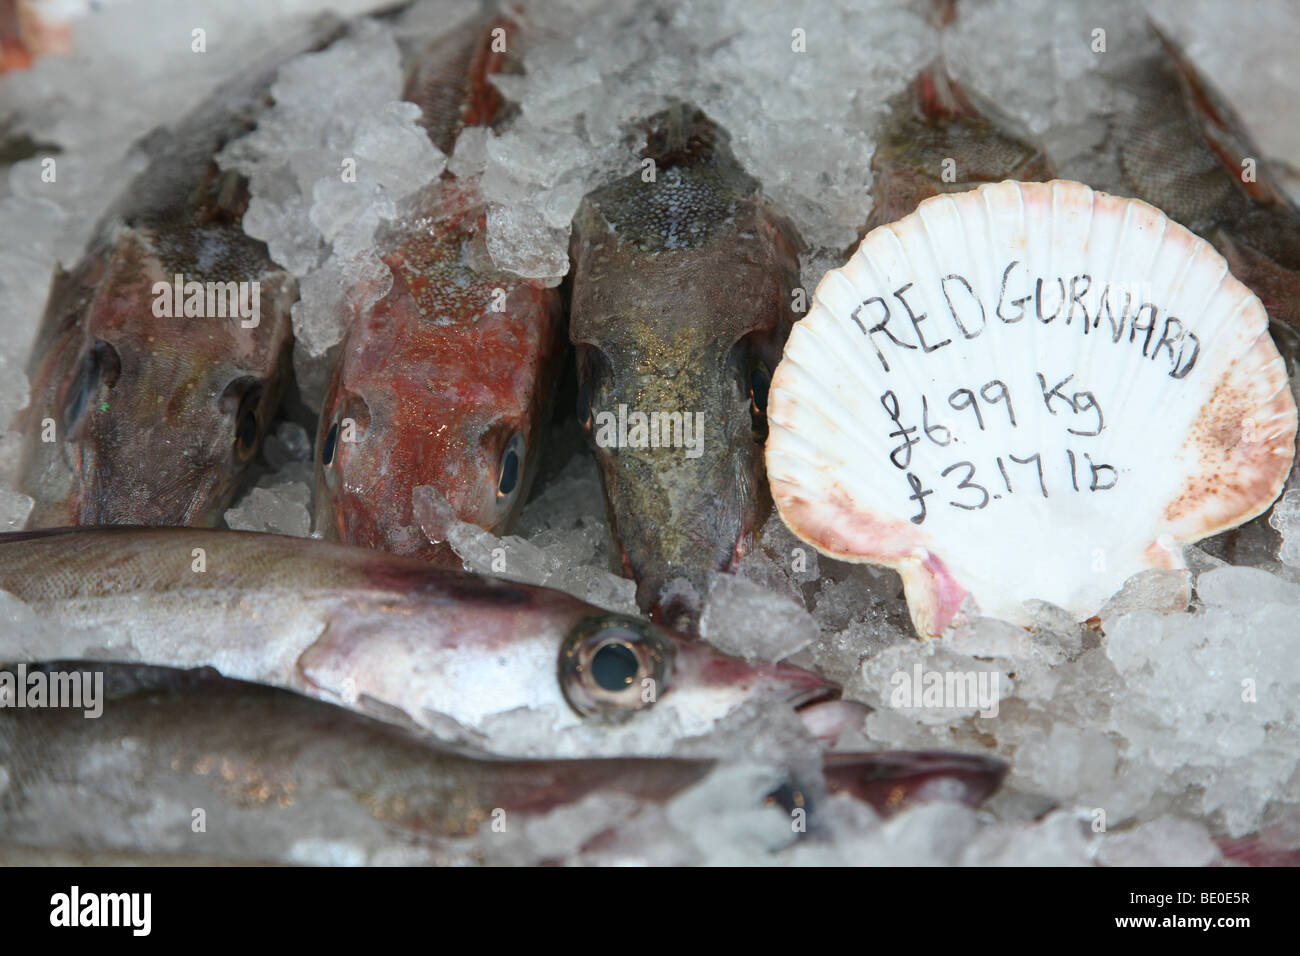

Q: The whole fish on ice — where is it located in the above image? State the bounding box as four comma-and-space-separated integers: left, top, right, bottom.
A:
0, 527, 856, 757
15, 17, 347, 527
0, 663, 717, 865
0, 663, 1007, 863
315, 15, 564, 564
569, 103, 804, 630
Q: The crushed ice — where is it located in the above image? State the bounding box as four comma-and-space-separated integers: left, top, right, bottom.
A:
2, 0, 1299, 863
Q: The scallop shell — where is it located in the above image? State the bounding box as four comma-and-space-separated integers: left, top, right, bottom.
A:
767, 180, 1297, 637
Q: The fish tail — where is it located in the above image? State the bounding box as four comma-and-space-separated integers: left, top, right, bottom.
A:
641, 101, 726, 170
404, 14, 518, 155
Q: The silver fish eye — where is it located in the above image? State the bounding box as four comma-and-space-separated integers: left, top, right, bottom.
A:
558, 614, 672, 720
497, 432, 525, 500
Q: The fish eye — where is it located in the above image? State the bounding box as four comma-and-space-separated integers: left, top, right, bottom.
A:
318, 397, 369, 486
236, 402, 258, 452
558, 614, 673, 720
321, 420, 340, 468
234, 390, 262, 459
749, 360, 771, 414
220, 377, 264, 461
497, 432, 525, 500
749, 359, 771, 440
576, 379, 592, 430
62, 340, 121, 434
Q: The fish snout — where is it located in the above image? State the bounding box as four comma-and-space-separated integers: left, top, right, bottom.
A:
648, 575, 706, 633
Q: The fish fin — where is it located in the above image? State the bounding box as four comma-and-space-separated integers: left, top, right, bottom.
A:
914, 58, 979, 121
403, 14, 517, 156
641, 101, 725, 170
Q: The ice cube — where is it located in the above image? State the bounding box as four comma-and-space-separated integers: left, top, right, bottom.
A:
0, 488, 34, 532
700, 573, 818, 663
224, 483, 312, 537
1269, 489, 1300, 568
1097, 817, 1222, 867
485, 203, 570, 280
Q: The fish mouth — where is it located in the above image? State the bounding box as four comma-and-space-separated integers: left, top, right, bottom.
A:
789, 684, 839, 711
789, 683, 870, 743
821, 750, 1009, 814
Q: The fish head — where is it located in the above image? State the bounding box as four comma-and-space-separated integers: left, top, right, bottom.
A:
569, 104, 804, 630
314, 182, 563, 558
295, 567, 843, 753
864, 62, 1053, 233
19, 227, 294, 526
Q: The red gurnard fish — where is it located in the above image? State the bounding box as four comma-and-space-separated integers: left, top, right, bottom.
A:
862, 35, 1053, 237
568, 104, 804, 631
16, 17, 347, 527
314, 15, 564, 564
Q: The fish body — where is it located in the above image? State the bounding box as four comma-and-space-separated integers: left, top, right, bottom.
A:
400, 12, 512, 155
0, 527, 839, 757
1107, 27, 1300, 370
16, 18, 347, 527
569, 104, 804, 629
862, 59, 1053, 235
0, 663, 714, 865
315, 17, 564, 563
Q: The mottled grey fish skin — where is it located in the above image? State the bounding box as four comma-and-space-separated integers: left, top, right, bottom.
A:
569, 104, 804, 630
0, 663, 714, 865
15, 17, 347, 528
862, 59, 1054, 237
0, 528, 837, 757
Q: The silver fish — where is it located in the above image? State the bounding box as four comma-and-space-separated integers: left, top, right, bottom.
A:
0, 527, 854, 757
0, 662, 716, 865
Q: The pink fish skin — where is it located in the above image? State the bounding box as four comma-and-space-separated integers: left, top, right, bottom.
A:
315, 16, 565, 564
